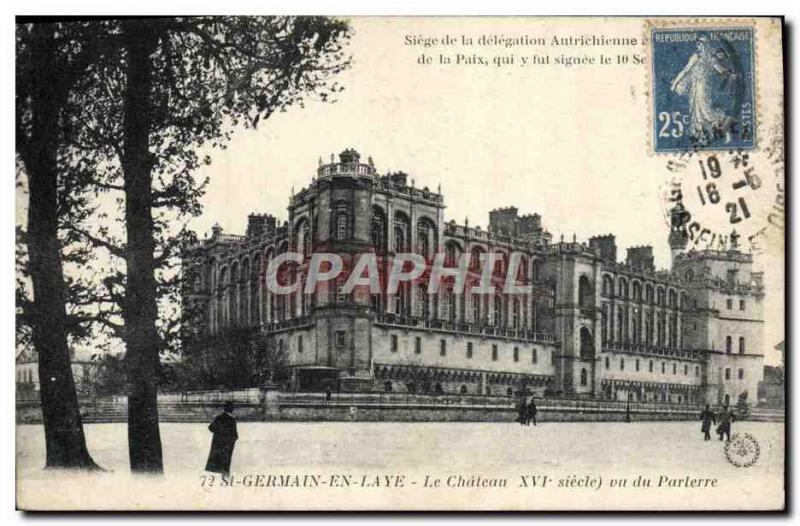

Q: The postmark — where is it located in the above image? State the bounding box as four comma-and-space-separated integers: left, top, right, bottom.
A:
650, 26, 756, 152
658, 115, 784, 255
724, 432, 761, 468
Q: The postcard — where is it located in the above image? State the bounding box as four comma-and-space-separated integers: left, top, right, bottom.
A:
15, 15, 785, 510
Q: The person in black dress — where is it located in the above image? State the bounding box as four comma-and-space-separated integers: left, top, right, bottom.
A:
716, 404, 735, 442
527, 397, 538, 426
205, 401, 238, 475
699, 404, 716, 441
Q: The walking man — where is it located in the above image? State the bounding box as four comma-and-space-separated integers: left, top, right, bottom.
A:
516, 397, 527, 426
716, 404, 735, 442
205, 401, 238, 475
699, 404, 716, 441
527, 397, 538, 426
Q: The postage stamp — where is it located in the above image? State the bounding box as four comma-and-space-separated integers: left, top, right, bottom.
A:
650, 26, 756, 152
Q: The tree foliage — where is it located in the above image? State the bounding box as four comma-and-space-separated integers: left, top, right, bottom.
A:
18, 16, 352, 473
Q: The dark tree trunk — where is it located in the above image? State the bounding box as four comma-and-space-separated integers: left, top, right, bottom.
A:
120, 21, 164, 473
21, 24, 98, 470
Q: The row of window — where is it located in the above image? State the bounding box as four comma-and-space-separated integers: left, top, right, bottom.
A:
603, 356, 701, 377
724, 368, 746, 380
16, 369, 35, 383
725, 298, 747, 311
383, 381, 516, 397
601, 275, 681, 307
725, 336, 746, 354
389, 334, 553, 364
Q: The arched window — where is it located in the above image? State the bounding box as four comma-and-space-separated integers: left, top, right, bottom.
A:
394, 225, 405, 252
493, 294, 504, 326
384, 381, 393, 393
725, 335, 732, 354
418, 233, 429, 260
417, 218, 436, 259
602, 275, 614, 296
394, 212, 410, 252
445, 241, 461, 267
506, 387, 513, 397
460, 385, 468, 394
618, 278, 628, 299
471, 293, 481, 324
447, 288, 456, 321
580, 368, 588, 386
532, 260, 542, 282
371, 207, 386, 251
739, 336, 745, 354
335, 213, 349, 240
230, 262, 239, 325
470, 247, 484, 272
601, 304, 609, 343
417, 282, 429, 319
578, 275, 593, 309
580, 327, 594, 359
493, 251, 508, 277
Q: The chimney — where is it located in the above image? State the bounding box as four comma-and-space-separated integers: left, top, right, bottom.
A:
589, 234, 617, 262
626, 246, 655, 272
390, 171, 409, 187
489, 207, 519, 236
246, 214, 277, 238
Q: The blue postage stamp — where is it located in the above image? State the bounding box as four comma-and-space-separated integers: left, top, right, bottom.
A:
651, 26, 756, 152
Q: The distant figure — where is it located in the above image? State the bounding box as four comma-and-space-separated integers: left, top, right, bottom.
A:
700, 405, 716, 441
205, 401, 238, 475
516, 398, 527, 426
527, 398, 538, 426
325, 387, 332, 403
716, 404, 736, 442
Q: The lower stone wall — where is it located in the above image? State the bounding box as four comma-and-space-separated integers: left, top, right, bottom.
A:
16, 400, 700, 424
276, 404, 698, 422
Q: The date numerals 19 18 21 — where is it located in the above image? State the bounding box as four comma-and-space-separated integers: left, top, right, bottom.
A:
695, 154, 761, 225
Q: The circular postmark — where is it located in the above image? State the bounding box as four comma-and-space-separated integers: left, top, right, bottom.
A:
658, 120, 785, 256
724, 432, 761, 468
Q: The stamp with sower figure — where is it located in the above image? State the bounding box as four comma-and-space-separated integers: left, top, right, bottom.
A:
651, 26, 755, 152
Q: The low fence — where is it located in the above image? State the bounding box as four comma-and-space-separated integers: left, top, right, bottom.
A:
17, 389, 717, 424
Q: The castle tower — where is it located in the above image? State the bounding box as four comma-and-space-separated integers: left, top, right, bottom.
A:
672, 232, 765, 407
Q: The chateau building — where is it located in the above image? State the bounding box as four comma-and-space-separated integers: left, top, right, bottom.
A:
182, 149, 764, 405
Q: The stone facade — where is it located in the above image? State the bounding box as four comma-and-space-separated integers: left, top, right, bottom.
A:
182, 149, 765, 405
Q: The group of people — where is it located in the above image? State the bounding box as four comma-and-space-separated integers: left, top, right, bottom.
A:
699, 404, 737, 442
516, 396, 538, 426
